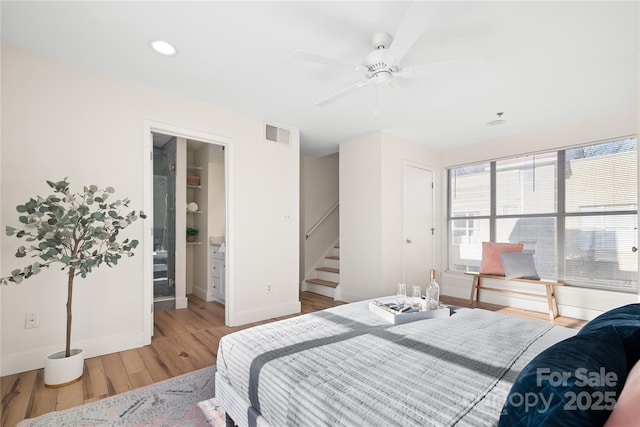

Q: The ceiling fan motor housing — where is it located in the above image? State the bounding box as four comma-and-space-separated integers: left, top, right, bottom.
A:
364, 48, 398, 78
371, 32, 392, 49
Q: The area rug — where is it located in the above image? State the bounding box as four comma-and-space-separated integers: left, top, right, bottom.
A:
17, 366, 223, 426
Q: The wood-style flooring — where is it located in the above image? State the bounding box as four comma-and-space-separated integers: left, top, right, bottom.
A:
1, 292, 585, 426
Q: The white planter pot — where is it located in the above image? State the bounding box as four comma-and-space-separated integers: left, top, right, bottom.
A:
44, 348, 84, 387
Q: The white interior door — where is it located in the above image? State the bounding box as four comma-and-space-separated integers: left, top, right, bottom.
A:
403, 164, 435, 287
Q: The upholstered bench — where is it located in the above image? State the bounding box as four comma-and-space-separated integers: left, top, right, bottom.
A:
466, 272, 562, 321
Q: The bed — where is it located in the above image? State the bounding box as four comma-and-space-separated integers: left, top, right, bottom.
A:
214, 299, 576, 427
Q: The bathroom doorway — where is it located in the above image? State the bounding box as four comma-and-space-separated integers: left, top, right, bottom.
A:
151, 132, 227, 314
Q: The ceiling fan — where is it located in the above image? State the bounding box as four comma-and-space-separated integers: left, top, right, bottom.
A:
293, 2, 439, 107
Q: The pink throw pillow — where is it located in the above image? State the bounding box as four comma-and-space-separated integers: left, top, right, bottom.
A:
479, 242, 524, 276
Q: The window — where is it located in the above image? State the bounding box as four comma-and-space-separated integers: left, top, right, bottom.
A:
447, 137, 638, 292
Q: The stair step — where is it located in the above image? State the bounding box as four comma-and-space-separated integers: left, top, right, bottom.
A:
306, 278, 338, 288
325, 256, 339, 260
316, 267, 339, 274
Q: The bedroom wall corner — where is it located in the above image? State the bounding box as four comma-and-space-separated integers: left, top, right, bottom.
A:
339, 133, 384, 302
338, 132, 443, 303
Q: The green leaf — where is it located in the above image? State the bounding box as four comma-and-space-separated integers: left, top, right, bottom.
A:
46, 248, 59, 257
55, 180, 69, 192
16, 205, 27, 213
6, 226, 17, 236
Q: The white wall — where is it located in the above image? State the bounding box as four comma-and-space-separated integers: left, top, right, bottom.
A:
300, 153, 339, 282
339, 132, 441, 302
438, 110, 639, 320
339, 133, 384, 301
1, 45, 301, 375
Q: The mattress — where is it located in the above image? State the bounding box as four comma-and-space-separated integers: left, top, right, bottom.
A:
215, 300, 576, 427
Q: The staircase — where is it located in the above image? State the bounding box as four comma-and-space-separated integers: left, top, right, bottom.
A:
304, 244, 340, 299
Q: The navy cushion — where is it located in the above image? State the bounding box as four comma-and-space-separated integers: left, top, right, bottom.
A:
578, 304, 640, 368
499, 326, 628, 426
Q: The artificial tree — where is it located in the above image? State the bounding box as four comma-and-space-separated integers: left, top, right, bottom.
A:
1, 178, 146, 358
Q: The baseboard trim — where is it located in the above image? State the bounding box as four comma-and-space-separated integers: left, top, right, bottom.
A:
175, 296, 188, 309
1, 331, 145, 376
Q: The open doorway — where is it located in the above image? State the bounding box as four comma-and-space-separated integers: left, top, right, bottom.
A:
148, 130, 228, 332
152, 133, 227, 312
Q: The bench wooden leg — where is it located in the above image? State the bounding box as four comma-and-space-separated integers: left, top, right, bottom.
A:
469, 275, 480, 305
545, 284, 559, 321
549, 284, 559, 319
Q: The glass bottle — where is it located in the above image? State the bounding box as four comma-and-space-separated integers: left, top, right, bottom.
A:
426, 269, 440, 310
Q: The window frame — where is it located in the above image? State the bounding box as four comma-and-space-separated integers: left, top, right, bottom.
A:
446, 136, 638, 292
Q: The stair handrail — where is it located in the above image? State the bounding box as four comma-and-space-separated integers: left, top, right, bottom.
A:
305, 201, 339, 240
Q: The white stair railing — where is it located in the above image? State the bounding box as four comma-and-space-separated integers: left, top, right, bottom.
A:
305, 201, 339, 240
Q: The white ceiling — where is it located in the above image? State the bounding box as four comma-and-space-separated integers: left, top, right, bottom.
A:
2, 1, 638, 157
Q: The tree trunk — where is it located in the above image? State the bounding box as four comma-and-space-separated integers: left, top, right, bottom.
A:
65, 267, 75, 358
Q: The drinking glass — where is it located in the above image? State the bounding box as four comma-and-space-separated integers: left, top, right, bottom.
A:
412, 285, 422, 310
396, 283, 407, 309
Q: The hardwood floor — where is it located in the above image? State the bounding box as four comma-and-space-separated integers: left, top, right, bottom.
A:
1, 292, 585, 426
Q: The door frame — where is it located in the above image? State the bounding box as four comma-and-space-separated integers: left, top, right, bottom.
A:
402, 160, 436, 284
142, 120, 235, 344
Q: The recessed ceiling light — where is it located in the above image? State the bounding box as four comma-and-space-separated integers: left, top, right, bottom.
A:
150, 40, 178, 56
487, 112, 506, 126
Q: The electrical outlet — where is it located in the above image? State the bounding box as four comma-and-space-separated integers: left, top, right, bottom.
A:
267, 284, 273, 294
25, 313, 39, 329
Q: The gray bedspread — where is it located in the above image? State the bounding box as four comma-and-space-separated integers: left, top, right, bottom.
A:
216, 301, 575, 426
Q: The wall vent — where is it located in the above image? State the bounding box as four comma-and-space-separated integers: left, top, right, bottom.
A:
265, 123, 290, 145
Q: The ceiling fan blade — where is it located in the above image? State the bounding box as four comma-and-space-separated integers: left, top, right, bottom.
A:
394, 57, 487, 78
387, 2, 438, 64
315, 78, 373, 107
292, 49, 364, 72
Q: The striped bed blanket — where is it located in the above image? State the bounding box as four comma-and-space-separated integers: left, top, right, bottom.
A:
215, 300, 575, 427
